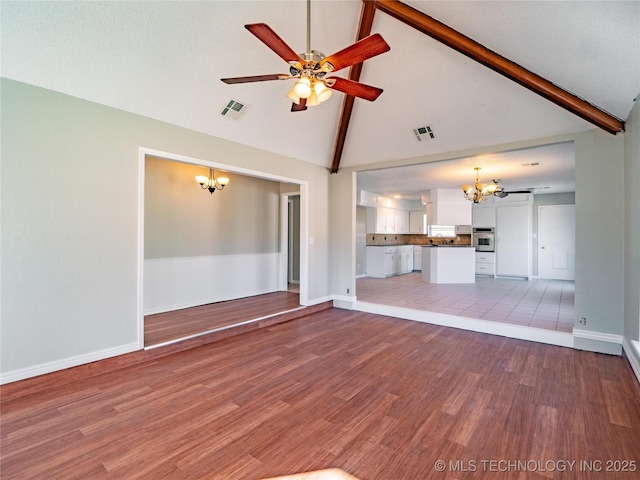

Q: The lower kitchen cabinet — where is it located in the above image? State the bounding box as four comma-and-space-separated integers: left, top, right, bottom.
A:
366, 246, 413, 278
475, 251, 495, 276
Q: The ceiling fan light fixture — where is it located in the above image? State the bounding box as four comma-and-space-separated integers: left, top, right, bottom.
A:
306, 90, 320, 107
314, 81, 332, 103
294, 77, 312, 98
286, 85, 301, 104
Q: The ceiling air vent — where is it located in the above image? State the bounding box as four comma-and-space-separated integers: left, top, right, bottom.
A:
220, 99, 250, 120
412, 125, 435, 142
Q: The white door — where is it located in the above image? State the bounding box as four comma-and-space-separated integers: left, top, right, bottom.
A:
496, 205, 530, 277
539, 205, 575, 280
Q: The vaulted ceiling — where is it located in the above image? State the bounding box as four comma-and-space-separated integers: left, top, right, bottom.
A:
2, 1, 639, 191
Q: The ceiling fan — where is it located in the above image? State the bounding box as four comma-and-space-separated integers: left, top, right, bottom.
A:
221, 0, 390, 112
490, 178, 532, 198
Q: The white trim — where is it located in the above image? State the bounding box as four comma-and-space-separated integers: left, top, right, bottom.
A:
137, 149, 146, 349
0, 342, 140, 385
305, 295, 333, 306
623, 338, 640, 385
333, 296, 356, 310
349, 301, 574, 348
573, 328, 623, 344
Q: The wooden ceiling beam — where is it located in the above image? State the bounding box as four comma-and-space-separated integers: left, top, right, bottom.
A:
330, 1, 377, 174
373, 0, 624, 134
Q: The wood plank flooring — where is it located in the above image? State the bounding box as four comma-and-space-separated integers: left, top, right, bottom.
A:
2, 308, 640, 479
145, 292, 301, 347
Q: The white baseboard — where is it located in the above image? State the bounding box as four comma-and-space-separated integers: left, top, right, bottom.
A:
573, 328, 623, 355
333, 295, 356, 309
623, 338, 640, 385
351, 301, 573, 348
0, 342, 140, 385
305, 295, 333, 306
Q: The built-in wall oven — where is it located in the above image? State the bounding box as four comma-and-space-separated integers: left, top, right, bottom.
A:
473, 228, 495, 252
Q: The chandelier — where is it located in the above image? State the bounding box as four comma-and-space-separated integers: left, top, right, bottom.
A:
461, 167, 498, 203
195, 168, 229, 195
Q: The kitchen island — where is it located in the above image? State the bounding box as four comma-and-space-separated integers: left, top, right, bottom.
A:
421, 246, 475, 284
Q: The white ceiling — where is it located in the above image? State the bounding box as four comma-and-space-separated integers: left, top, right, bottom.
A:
2, 0, 639, 192
357, 141, 575, 201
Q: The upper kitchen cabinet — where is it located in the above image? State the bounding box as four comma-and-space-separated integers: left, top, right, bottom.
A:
409, 210, 427, 233
360, 190, 410, 234
472, 201, 496, 228
424, 189, 472, 226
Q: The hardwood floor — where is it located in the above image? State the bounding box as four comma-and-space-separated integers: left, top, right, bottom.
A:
2, 308, 640, 479
145, 292, 301, 347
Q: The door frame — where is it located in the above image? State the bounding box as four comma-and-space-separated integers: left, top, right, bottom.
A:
280, 192, 301, 291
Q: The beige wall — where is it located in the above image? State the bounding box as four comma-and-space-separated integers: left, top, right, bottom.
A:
145, 157, 280, 258
1, 78, 329, 380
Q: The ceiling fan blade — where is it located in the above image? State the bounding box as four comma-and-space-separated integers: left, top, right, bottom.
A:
326, 77, 383, 101
221, 74, 289, 84
320, 33, 390, 72
245, 23, 303, 64
291, 98, 307, 112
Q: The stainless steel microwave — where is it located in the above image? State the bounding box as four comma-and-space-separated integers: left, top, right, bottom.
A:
473, 228, 495, 252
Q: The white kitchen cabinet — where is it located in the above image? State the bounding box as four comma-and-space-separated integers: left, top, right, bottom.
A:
422, 246, 475, 283
426, 201, 472, 226
475, 251, 496, 276
495, 204, 531, 278
395, 210, 409, 233
366, 207, 393, 233
413, 245, 422, 270
409, 210, 427, 233
472, 205, 496, 228
399, 246, 413, 273
366, 246, 413, 278
366, 207, 410, 234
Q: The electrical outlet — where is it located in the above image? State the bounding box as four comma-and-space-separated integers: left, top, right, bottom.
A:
579, 316, 587, 325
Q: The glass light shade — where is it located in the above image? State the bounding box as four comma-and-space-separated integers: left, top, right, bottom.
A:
306, 90, 320, 107
486, 184, 498, 193
286, 85, 301, 104
293, 77, 312, 98
314, 81, 332, 103
461, 184, 472, 194
196, 175, 208, 185
217, 176, 230, 187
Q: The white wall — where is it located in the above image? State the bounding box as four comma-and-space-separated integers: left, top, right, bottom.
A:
1, 79, 330, 382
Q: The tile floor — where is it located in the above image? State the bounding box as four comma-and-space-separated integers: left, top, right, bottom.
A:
356, 273, 574, 332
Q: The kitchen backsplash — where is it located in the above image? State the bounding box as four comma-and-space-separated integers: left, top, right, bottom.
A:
366, 234, 472, 246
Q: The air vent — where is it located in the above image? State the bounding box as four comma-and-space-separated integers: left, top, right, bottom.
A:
412, 125, 436, 142
220, 99, 250, 120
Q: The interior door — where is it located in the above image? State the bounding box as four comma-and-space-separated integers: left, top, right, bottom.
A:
539, 205, 575, 280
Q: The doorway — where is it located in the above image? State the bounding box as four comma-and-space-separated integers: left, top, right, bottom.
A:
287, 195, 301, 291
538, 204, 576, 280
138, 147, 309, 349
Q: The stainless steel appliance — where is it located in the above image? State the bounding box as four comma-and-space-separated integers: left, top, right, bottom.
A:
473, 228, 495, 252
